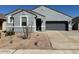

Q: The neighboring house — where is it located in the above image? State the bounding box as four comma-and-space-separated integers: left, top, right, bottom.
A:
33, 6, 73, 31
5, 6, 74, 33
0, 14, 6, 31
72, 16, 79, 30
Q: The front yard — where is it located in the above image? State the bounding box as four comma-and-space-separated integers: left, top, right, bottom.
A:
0, 31, 52, 49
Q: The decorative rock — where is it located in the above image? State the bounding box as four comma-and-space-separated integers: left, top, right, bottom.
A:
10, 41, 13, 44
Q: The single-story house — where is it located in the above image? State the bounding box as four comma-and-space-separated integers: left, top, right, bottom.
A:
4, 6, 76, 32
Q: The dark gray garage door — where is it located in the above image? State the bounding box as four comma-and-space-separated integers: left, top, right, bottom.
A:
46, 21, 68, 31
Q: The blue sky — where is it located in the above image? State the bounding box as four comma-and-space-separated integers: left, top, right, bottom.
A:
0, 5, 79, 17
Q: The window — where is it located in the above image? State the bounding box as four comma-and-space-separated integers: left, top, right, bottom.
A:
10, 17, 13, 23
21, 17, 27, 26
20, 15, 28, 27
8, 16, 13, 23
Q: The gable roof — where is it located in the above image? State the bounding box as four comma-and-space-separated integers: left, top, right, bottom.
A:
29, 10, 45, 17
5, 9, 45, 17
5, 9, 20, 15
33, 6, 73, 18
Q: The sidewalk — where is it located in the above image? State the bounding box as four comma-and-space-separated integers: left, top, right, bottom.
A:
0, 49, 79, 54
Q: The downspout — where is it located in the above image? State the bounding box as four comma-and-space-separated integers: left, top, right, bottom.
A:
10, 15, 14, 33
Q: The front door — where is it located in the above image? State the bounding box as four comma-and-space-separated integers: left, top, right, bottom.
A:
36, 18, 42, 31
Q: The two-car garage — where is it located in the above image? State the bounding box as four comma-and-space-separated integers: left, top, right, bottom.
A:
33, 6, 72, 31
46, 21, 68, 31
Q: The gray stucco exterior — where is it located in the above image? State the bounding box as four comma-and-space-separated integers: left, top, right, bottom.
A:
6, 11, 35, 32
5, 6, 73, 32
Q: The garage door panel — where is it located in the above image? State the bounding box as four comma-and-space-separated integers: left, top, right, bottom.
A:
46, 23, 65, 30
46, 21, 68, 31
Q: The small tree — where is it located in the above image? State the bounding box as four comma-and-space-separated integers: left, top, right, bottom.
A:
23, 26, 28, 39
22, 21, 33, 39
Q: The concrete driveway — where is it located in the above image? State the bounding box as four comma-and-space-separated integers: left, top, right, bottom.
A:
46, 31, 79, 49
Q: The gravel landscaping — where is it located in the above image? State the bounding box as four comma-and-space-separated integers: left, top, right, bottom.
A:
0, 32, 52, 49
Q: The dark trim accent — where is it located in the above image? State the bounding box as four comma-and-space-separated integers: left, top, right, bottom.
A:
5, 9, 45, 17
33, 5, 73, 18
12, 10, 36, 16
65, 21, 68, 31
5, 9, 21, 15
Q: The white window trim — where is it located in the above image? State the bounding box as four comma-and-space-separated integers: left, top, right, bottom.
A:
8, 16, 13, 23
20, 15, 28, 27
